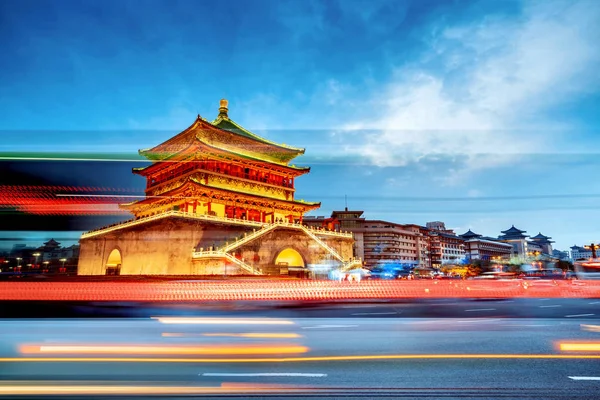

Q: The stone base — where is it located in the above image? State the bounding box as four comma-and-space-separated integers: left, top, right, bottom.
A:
78, 216, 353, 277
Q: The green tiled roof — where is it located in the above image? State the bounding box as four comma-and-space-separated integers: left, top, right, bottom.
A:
212, 116, 305, 154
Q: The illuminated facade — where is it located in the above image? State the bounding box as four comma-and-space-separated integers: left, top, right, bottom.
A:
78, 100, 356, 277
425, 222, 466, 267
497, 226, 553, 258
304, 210, 430, 268
460, 230, 513, 261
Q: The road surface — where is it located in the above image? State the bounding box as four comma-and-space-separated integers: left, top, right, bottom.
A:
1, 301, 600, 398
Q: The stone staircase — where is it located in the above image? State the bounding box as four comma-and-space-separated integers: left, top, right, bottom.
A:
192, 221, 356, 276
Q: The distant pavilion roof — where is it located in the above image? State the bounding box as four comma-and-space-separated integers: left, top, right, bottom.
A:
499, 225, 528, 239
530, 232, 554, 243
460, 229, 482, 239
43, 239, 61, 247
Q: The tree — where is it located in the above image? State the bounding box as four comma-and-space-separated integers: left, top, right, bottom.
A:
555, 260, 573, 272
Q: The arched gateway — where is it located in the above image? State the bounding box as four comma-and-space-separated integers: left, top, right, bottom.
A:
105, 249, 122, 276
275, 248, 305, 268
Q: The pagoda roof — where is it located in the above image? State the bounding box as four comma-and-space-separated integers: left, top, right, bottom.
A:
501, 225, 526, 234
139, 101, 305, 164
531, 232, 553, 241
133, 139, 310, 176
43, 238, 61, 247
460, 229, 482, 239
196, 138, 309, 172
212, 116, 304, 153
122, 176, 320, 210
499, 225, 528, 239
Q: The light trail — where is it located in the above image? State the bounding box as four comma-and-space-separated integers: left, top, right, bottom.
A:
0, 384, 299, 395
199, 333, 301, 338
20, 344, 308, 356
580, 324, 600, 332
3, 354, 600, 363
154, 317, 295, 325
559, 343, 600, 352
2, 280, 600, 301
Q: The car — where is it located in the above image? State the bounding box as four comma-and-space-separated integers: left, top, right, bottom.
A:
369, 267, 411, 280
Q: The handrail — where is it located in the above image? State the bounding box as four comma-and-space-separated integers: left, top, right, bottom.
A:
299, 226, 345, 262
340, 257, 363, 271
192, 250, 262, 275
81, 210, 264, 238
221, 224, 280, 252
81, 211, 353, 240
223, 253, 263, 275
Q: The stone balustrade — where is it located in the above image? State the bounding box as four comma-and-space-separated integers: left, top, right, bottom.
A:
82, 211, 354, 240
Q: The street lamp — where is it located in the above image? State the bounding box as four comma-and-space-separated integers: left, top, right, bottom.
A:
584, 243, 599, 259
16, 257, 22, 267
32, 253, 41, 268
59, 258, 67, 273
42, 261, 49, 273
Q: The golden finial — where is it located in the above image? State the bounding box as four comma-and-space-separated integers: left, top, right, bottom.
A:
218, 99, 229, 119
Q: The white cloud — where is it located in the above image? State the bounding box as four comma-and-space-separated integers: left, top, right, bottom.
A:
342, 0, 600, 173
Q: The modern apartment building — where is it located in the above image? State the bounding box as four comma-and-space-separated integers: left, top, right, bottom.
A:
425, 222, 466, 267
304, 210, 430, 268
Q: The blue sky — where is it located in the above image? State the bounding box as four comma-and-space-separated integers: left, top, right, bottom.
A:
1, 0, 599, 251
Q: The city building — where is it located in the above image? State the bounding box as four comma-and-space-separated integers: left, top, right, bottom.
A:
570, 245, 596, 261
530, 233, 554, 255
78, 100, 356, 277
304, 209, 365, 258
425, 222, 465, 267
497, 226, 554, 259
497, 225, 530, 257
552, 249, 570, 261
1, 240, 79, 274
361, 221, 427, 268
460, 229, 513, 261
305, 211, 430, 269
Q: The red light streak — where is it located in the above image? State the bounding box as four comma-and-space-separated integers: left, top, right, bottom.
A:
0, 280, 597, 301
0, 185, 140, 215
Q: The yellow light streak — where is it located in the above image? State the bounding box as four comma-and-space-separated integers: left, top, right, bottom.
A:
20, 345, 308, 355
559, 343, 600, 351
0, 385, 298, 395
163, 333, 301, 339
153, 317, 295, 325
581, 324, 600, 332
3, 354, 600, 363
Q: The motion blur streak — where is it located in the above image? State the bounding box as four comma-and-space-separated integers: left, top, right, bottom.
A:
559, 342, 600, 351
154, 317, 295, 325
3, 281, 600, 301
0, 185, 136, 215
0, 384, 300, 395
4, 354, 600, 363
580, 324, 600, 332
161, 333, 302, 338
20, 344, 308, 355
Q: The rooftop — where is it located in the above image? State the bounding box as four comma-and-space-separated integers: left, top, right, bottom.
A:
531, 232, 554, 242
139, 100, 305, 164
211, 99, 304, 153
499, 225, 529, 239
460, 229, 482, 239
